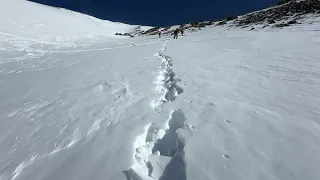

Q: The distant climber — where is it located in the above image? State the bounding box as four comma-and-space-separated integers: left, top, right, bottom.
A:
159, 31, 161, 38
173, 29, 178, 39
181, 28, 184, 36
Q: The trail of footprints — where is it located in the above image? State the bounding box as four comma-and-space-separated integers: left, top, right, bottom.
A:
124, 41, 234, 179
152, 109, 186, 157
152, 41, 183, 111
124, 41, 189, 179
131, 109, 187, 179
156, 54, 183, 102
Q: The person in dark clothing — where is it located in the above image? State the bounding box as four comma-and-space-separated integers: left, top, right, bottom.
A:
159, 31, 161, 38
173, 29, 178, 39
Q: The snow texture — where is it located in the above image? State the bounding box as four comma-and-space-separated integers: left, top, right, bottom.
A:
1, 1, 320, 180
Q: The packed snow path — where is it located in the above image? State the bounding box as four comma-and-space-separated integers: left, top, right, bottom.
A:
152, 40, 184, 112
125, 40, 187, 180
1, 17, 320, 180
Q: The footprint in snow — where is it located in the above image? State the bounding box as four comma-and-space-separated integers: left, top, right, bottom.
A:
223, 154, 230, 159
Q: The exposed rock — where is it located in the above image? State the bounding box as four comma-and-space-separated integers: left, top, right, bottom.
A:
278, 0, 294, 5
288, 19, 298, 24
241, 25, 250, 29
150, 31, 160, 36
191, 21, 200, 26
235, 0, 320, 26
115, 32, 134, 37
142, 27, 160, 35
268, 19, 276, 24
163, 26, 171, 31
140, 0, 319, 36
217, 20, 227, 26
227, 16, 238, 21
274, 22, 290, 27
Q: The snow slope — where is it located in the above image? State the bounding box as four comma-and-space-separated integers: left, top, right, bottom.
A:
0, 0, 150, 42
1, 1, 320, 180
167, 24, 320, 180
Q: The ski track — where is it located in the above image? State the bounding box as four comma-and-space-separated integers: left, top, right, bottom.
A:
125, 40, 190, 180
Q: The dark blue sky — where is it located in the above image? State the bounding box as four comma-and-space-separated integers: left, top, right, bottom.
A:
29, 0, 278, 26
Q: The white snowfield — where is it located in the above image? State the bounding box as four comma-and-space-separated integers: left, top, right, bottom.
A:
0, 0, 151, 49
1, 1, 320, 180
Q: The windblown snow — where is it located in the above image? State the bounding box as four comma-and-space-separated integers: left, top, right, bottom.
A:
1, 1, 320, 180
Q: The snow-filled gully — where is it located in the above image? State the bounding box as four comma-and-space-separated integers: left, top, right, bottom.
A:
124, 41, 189, 180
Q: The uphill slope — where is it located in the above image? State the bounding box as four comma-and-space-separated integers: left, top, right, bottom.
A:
1, 1, 320, 180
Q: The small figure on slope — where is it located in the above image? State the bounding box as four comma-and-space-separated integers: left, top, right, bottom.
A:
173, 29, 178, 39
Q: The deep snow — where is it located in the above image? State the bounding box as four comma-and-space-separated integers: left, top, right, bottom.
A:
1, 1, 320, 180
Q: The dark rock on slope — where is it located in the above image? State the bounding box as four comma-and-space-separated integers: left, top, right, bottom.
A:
139, 0, 319, 36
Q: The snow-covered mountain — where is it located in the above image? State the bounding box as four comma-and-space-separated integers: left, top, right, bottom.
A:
143, 0, 320, 35
1, 0, 320, 180
0, 0, 151, 42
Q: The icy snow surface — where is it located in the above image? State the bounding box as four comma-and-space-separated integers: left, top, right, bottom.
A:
1, 1, 320, 180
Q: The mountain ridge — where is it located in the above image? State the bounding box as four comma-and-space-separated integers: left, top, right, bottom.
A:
130, 0, 319, 36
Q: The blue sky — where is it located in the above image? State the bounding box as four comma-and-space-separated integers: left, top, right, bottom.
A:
29, 0, 278, 26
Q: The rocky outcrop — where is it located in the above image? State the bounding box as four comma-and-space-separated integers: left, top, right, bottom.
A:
235, 0, 320, 26
140, 0, 319, 36
115, 32, 135, 37
141, 27, 160, 35
278, 0, 295, 5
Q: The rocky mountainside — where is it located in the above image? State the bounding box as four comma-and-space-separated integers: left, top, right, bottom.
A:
235, 0, 320, 27
137, 0, 320, 36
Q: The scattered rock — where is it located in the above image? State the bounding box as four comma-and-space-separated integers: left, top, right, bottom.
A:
274, 23, 290, 27
235, 0, 320, 27
288, 19, 298, 24
217, 20, 227, 26
278, 0, 294, 6
115, 32, 134, 37
141, 0, 319, 36
123, 33, 134, 37
142, 27, 160, 35
241, 25, 250, 29
227, 15, 238, 21
191, 21, 200, 26
268, 19, 276, 24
